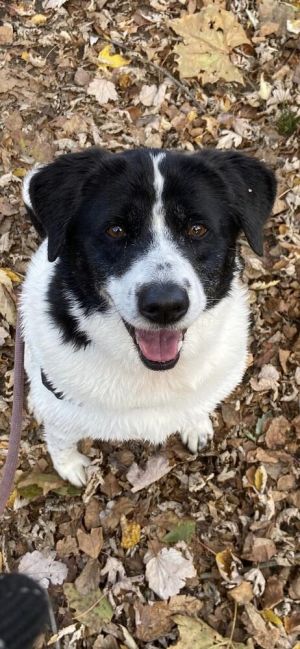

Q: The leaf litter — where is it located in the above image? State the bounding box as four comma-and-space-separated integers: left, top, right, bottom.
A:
0, 0, 299, 647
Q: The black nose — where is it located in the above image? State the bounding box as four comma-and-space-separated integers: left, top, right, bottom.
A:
138, 283, 189, 325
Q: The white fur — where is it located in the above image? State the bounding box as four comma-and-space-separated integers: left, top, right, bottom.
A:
22, 166, 43, 210
21, 239, 249, 486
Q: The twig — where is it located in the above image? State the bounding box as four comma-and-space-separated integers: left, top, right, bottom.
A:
103, 36, 206, 114
199, 552, 300, 580
228, 601, 238, 647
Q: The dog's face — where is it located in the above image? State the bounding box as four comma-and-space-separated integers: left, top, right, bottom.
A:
23, 147, 276, 370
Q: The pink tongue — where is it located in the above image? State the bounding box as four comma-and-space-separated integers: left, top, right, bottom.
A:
135, 329, 182, 362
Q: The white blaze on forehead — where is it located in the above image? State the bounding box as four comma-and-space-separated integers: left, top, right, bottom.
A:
150, 152, 166, 234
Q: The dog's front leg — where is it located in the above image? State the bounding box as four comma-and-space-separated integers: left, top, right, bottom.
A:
180, 413, 214, 454
44, 422, 91, 487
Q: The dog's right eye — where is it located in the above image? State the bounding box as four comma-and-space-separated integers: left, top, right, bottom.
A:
106, 225, 126, 239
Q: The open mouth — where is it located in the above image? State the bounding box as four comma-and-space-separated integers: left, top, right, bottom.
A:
124, 321, 185, 370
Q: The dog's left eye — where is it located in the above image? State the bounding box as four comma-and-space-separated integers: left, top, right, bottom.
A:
186, 224, 208, 239
106, 225, 126, 239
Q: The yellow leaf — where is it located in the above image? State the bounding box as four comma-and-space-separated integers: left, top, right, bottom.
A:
254, 465, 267, 493
215, 548, 241, 583
187, 110, 197, 122
262, 609, 283, 627
98, 45, 130, 69
13, 167, 27, 178
1, 268, 23, 283
170, 7, 250, 84
6, 489, 18, 509
31, 14, 47, 25
21, 51, 29, 61
120, 515, 141, 549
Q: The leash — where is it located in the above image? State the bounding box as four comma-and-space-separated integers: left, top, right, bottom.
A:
0, 306, 24, 516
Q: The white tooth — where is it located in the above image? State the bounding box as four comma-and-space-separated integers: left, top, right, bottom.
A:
178, 340, 183, 352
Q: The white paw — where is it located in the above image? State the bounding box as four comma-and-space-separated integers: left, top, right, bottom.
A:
180, 419, 213, 454
52, 449, 91, 487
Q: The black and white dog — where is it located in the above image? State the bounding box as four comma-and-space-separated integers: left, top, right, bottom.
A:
21, 148, 276, 486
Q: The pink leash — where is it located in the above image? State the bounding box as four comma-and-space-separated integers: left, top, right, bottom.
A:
0, 308, 24, 516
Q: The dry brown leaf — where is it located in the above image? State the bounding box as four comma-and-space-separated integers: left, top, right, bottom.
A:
265, 416, 290, 449
0, 23, 13, 44
170, 7, 250, 84
250, 364, 280, 397
263, 576, 284, 609
77, 527, 103, 559
229, 580, 254, 604
244, 603, 280, 649
0, 269, 16, 325
75, 559, 102, 595
87, 78, 118, 105
243, 537, 277, 563
135, 596, 202, 642
127, 455, 172, 493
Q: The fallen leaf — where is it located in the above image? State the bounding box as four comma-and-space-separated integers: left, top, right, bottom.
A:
259, 73, 272, 101
172, 614, 248, 648
135, 596, 202, 642
254, 465, 268, 493
265, 416, 290, 448
42, 0, 68, 8
163, 520, 196, 544
215, 548, 242, 586
170, 7, 251, 84
278, 349, 290, 373
262, 609, 283, 627
139, 82, 168, 107
87, 78, 118, 105
56, 536, 78, 558
77, 527, 103, 559
31, 14, 48, 25
101, 472, 121, 498
0, 269, 16, 325
18, 550, 68, 589
145, 547, 196, 600
75, 559, 102, 595
250, 364, 280, 397
284, 612, 300, 634
63, 583, 113, 632
120, 516, 141, 549
287, 19, 300, 34
98, 45, 130, 69
263, 576, 284, 609
244, 603, 280, 649
127, 454, 172, 493
243, 537, 277, 563
16, 471, 80, 500
0, 23, 13, 45
229, 581, 254, 604
0, 71, 17, 94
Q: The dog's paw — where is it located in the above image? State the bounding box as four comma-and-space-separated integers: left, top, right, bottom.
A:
52, 449, 91, 487
180, 418, 213, 454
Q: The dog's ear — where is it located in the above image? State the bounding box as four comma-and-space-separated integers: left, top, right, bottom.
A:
198, 150, 277, 256
22, 148, 119, 262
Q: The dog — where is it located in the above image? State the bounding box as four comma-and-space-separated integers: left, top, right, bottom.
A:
20, 147, 276, 486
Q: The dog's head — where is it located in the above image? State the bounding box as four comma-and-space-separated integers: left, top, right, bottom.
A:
23, 147, 276, 370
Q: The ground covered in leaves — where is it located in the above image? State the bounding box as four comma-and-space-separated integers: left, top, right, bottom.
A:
0, 0, 300, 648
